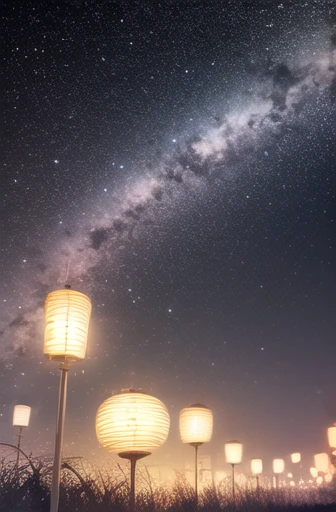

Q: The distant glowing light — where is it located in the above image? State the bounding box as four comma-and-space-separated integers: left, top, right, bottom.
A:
54, 159, 59, 164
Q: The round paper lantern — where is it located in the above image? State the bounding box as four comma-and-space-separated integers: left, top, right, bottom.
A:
291, 452, 301, 464
251, 458, 263, 475
44, 287, 91, 362
96, 389, 170, 456
327, 427, 336, 449
314, 453, 329, 474
179, 404, 213, 445
225, 441, 243, 465
13, 405, 31, 427
273, 459, 284, 474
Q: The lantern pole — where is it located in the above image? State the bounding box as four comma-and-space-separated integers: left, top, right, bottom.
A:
50, 361, 70, 512
190, 442, 202, 506
231, 463, 236, 498
275, 473, 279, 489
256, 474, 259, 490
119, 451, 150, 512
15, 426, 23, 469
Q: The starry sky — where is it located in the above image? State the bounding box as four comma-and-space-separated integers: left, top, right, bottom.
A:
1, 0, 336, 478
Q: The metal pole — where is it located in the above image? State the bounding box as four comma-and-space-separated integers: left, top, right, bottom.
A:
256, 475, 259, 490
16, 427, 23, 470
50, 363, 69, 512
130, 456, 137, 512
275, 474, 279, 489
232, 463, 235, 498
194, 444, 199, 506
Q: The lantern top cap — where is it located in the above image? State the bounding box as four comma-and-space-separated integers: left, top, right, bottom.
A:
188, 403, 210, 409
64, 284, 71, 289
119, 388, 145, 395
226, 440, 241, 444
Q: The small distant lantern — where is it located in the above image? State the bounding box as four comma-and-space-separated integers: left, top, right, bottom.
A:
96, 389, 170, 511
225, 441, 243, 498
13, 405, 31, 428
287, 472, 293, 478
44, 287, 91, 362
13, 405, 31, 468
291, 452, 301, 464
179, 404, 213, 504
316, 475, 323, 485
314, 453, 329, 474
327, 427, 336, 449
273, 459, 284, 489
290, 480, 295, 487
310, 467, 318, 478
251, 458, 263, 489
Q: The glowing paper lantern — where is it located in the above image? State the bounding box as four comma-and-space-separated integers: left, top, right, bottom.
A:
251, 458, 263, 475
273, 459, 285, 474
225, 441, 243, 465
316, 476, 323, 485
179, 404, 213, 445
44, 287, 91, 362
291, 452, 301, 463
314, 453, 329, 474
327, 427, 336, 449
96, 389, 170, 456
310, 467, 318, 478
13, 405, 31, 427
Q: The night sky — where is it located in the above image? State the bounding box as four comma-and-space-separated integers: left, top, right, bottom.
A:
1, 0, 336, 478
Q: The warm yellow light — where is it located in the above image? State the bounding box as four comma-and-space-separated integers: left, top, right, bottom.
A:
13, 405, 31, 427
316, 476, 323, 485
310, 467, 318, 478
287, 472, 293, 478
44, 288, 91, 362
291, 452, 301, 463
327, 427, 336, 449
325, 473, 333, 483
225, 441, 243, 465
179, 404, 213, 445
314, 453, 329, 474
251, 458, 263, 475
96, 389, 170, 456
273, 459, 284, 474
290, 480, 295, 487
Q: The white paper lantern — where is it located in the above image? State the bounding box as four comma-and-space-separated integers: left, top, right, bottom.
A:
13, 405, 31, 427
44, 287, 91, 362
291, 452, 301, 463
179, 404, 213, 445
310, 467, 318, 478
251, 458, 263, 475
225, 441, 243, 465
96, 389, 170, 456
327, 427, 336, 449
273, 459, 284, 474
314, 453, 329, 474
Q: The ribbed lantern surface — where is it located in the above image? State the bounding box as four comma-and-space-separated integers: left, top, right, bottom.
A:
314, 453, 329, 474
96, 390, 170, 455
327, 427, 336, 449
273, 459, 284, 474
251, 458, 263, 475
13, 405, 31, 427
179, 404, 213, 444
225, 441, 243, 464
44, 288, 91, 362
291, 452, 301, 463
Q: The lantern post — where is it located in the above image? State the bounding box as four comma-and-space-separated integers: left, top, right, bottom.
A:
13, 405, 31, 468
96, 389, 170, 512
179, 404, 213, 506
251, 458, 262, 490
225, 441, 243, 498
44, 285, 91, 512
273, 459, 284, 488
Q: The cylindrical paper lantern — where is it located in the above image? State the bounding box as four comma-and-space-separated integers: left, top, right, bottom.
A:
44, 287, 91, 362
327, 427, 336, 449
291, 452, 301, 463
314, 453, 329, 474
13, 405, 31, 427
179, 404, 213, 445
225, 441, 243, 465
273, 459, 284, 474
96, 389, 170, 456
251, 458, 263, 475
